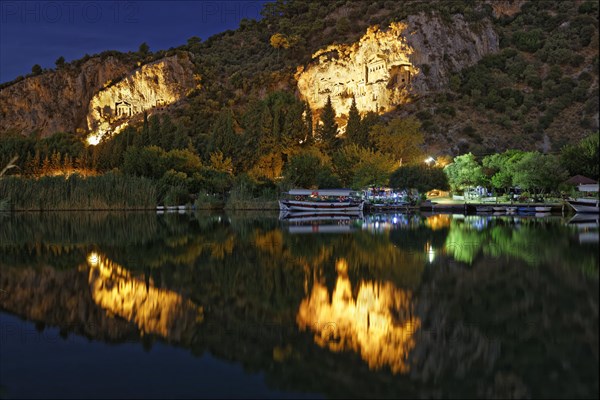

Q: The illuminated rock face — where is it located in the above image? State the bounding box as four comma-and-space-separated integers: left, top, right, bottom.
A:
0, 56, 133, 137
86, 54, 196, 142
297, 23, 417, 118
296, 259, 420, 374
297, 14, 499, 119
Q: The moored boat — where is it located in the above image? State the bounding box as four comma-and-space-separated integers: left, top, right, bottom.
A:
535, 206, 552, 212
475, 206, 493, 213
279, 189, 364, 212
567, 198, 599, 213
493, 206, 506, 212
518, 206, 536, 214
567, 183, 599, 213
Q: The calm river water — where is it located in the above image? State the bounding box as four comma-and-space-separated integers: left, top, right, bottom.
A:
0, 211, 598, 399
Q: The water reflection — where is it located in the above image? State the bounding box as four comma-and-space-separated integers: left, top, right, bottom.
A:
87, 252, 203, 340
0, 211, 597, 398
297, 258, 420, 374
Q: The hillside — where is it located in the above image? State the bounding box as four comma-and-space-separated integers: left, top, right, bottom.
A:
0, 0, 598, 196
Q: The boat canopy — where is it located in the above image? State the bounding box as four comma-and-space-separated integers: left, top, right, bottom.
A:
287, 189, 358, 197
578, 184, 599, 192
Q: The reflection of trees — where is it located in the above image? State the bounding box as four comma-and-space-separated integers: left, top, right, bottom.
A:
413, 256, 598, 398
0, 264, 140, 342
1, 212, 597, 398
444, 216, 599, 275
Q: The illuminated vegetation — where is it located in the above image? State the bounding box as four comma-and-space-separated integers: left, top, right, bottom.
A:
0, 1, 598, 208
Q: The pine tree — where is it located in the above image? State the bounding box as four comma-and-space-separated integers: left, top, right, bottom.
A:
31, 150, 41, 176
303, 101, 313, 145
50, 151, 62, 173
209, 109, 238, 165
41, 155, 51, 175
135, 110, 150, 147
149, 114, 161, 146
316, 96, 339, 155
63, 154, 73, 173
345, 96, 362, 146
360, 111, 381, 150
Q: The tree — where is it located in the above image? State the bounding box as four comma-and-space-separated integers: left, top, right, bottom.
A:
482, 150, 528, 192
283, 148, 331, 188
55, 56, 65, 68
389, 165, 449, 192
315, 96, 339, 155
345, 97, 362, 146
360, 111, 380, 149
209, 109, 239, 169
208, 150, 233, 174
303, 101, 313, 144
370, 117, 424, 165
443, 153, 485, 192
332, 144, 396, 189
186, 36, 202, 53
512, 152, 568, 195
270, 33, 291, 50
560, 132, 599, 180
31, 64, 42, 75
138, 42, 150, 56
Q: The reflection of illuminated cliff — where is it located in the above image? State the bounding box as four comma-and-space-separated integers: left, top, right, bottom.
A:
86, 252, 203, 340
296, 258, 420, 374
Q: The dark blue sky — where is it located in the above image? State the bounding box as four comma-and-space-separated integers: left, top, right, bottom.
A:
0, 1, 268, 83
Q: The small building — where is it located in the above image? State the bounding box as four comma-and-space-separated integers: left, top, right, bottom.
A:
115, 101, 132, 117
564, 175, 597, 186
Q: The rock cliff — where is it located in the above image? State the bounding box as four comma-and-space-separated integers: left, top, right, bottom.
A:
0, 56, 133, 137
86, 54, 197, 142
0, 53, 196, 140
297, 13, 499, 119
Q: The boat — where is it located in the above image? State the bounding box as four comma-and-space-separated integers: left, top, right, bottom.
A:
567, 198, 599, 213
279, 210, 363, 234
506, 206, 517, 214
493, 206, 506, 212
279, 189, 364, 212
518, 206, 536, 214
567, 214, 599, 244
567, 183, 599, 213
568, 213, 600, 228
535, 206, 552, 212
475, 205, 493, 213
279, 210, 363, 221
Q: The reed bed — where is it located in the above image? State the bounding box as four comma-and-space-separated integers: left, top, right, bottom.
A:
0, 174, 157, 210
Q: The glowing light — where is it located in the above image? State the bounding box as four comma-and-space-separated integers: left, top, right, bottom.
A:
425, 214, 451, 230
86, 134, 101, 146
87, 252, 99, 266
297, 258, 420, 374
426, 242, 435, 263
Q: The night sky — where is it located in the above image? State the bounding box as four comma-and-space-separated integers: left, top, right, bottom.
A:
0, 0, 268, 83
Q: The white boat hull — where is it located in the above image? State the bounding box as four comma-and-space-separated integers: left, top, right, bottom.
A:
279, 200, 364, 212
568, 199, 600, 213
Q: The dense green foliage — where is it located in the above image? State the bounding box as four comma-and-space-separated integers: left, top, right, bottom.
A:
443, 135, 600, 195
1, 1, 598, 207
389, 165, 449, 192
